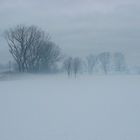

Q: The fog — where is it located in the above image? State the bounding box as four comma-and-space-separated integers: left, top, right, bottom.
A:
0, 1, 140, 139
0, 0, 140, 66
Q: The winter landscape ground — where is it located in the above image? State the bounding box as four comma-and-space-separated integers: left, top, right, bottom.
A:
0, 74, 140, 140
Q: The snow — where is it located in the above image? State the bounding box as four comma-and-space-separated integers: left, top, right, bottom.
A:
0, 75, 140, 140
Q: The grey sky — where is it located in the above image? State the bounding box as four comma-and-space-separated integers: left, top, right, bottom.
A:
0, 0, 140, 66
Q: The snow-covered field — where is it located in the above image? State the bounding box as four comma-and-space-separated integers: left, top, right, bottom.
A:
0, 74, 140, 140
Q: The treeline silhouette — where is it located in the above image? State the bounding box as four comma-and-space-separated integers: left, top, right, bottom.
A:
3, 24, 131, 76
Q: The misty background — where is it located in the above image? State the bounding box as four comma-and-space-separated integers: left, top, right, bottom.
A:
0, 0, 140, 67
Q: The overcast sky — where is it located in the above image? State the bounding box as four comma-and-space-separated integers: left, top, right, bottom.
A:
0, 0, 140, 66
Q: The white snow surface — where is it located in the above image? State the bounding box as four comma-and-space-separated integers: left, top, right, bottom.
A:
0, 74, 140, 140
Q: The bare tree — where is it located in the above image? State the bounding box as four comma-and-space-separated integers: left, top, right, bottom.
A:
5, 25, 61, 73
5, 25, 25, 72
97, 52, 111, 74
24, 26, 47, 72
73, 57, 82, 77
113, 52, 126, 72
5, 25, 44, 72
38, 41, 62, 72
63, 57, 73, 76
86, 54, 97, 74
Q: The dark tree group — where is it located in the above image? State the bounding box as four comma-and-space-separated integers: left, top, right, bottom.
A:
63, 57, 82, 77
5, 25, 61, 72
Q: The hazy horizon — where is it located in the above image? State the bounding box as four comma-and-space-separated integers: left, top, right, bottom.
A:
0, 0, 140, 66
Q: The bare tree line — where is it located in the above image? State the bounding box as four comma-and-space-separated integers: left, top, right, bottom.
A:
63, 52, 127, 76
2, 24, 129, 76
63, 52, 126, 77
86, 52, 127, 74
